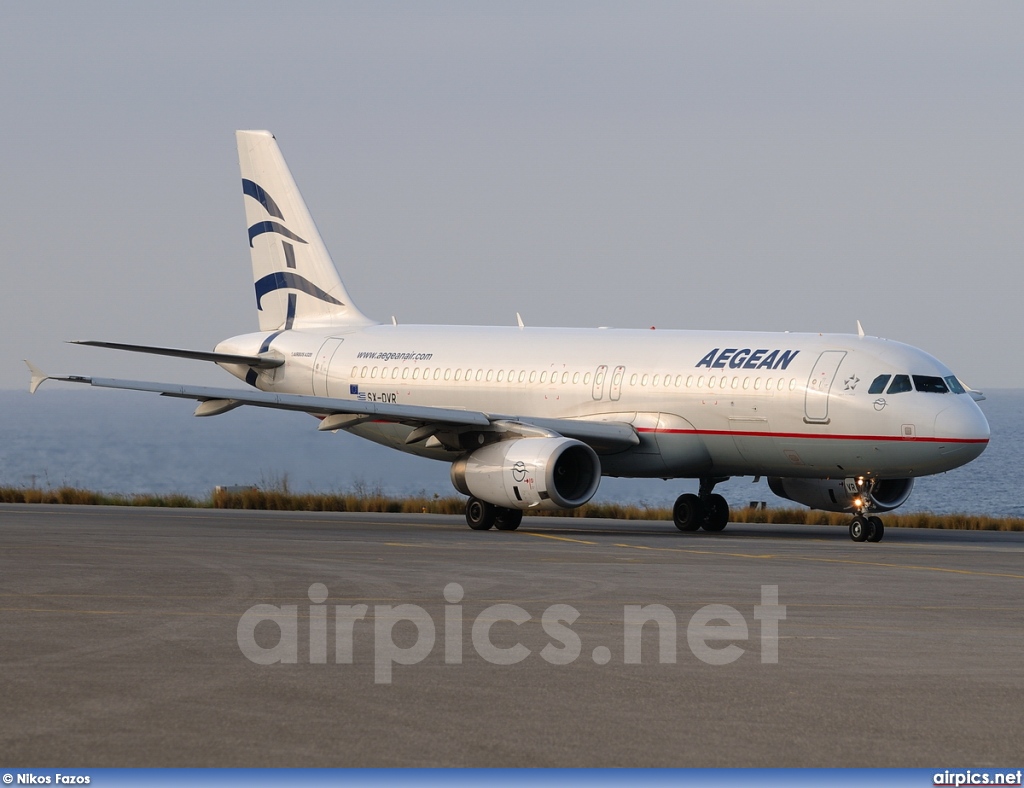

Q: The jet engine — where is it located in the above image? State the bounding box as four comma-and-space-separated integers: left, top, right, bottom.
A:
767, 477, 915, 513
451, 437, 601, 511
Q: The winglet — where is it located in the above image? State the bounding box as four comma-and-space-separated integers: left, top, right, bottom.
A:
24, 360, 48, 394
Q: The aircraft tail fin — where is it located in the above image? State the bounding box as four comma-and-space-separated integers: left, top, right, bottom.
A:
236, 131, 374, 331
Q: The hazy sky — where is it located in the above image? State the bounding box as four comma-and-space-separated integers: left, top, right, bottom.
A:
4, 1, 1023, 391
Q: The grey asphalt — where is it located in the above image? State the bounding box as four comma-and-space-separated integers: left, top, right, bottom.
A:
1, 505, 1022, 767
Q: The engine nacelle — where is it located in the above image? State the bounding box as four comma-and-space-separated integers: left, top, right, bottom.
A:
451, 437, 601, 511
767, 477, 915, 513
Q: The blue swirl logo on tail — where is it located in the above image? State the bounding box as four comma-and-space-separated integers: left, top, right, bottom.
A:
254, 272, 344, 311
242, 179, 284, 219
242, 179, 308, 247
248, 221, 307, 248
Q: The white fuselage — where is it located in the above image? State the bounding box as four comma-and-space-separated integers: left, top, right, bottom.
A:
216, 324, 990, 482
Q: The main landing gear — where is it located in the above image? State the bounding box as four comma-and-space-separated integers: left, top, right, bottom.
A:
465, 497, 524, 531
673, 477, 730, 533
849, 514, 885, 543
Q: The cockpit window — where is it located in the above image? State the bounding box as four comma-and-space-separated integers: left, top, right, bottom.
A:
913, 375, 949, 394
944, 376, 966, 394
887, 374, 912, 394
868, 375, 891, 395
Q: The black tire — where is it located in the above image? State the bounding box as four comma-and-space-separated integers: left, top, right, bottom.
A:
702, 493, 729, 532
866, 516, 885, 543
466, 497, 496, 530
494, 508, 523, 531
673, 493, 703, 532
849, 516, 869, 542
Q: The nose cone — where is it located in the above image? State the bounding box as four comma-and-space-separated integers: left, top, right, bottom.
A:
933, 400, 990, 468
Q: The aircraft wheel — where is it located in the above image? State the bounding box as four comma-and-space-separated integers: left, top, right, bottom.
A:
673, 493, 703, 532
466, 497, 497, 530
702, 493, 729, 532
849, 516, 869, 542
866, 516, 885, 542
494, 508, 524, 531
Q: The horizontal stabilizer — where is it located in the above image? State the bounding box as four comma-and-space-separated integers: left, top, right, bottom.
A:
70, 340, 284, 369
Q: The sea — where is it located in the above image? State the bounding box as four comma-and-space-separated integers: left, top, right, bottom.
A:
1, 388, 1021, 518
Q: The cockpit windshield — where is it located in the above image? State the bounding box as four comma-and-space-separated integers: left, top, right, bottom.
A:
867, 372, 966, 395
913, 375, 948, 393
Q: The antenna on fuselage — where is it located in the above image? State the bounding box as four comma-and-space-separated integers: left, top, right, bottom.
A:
516, 312, 525, 329
856, 320, 865, 338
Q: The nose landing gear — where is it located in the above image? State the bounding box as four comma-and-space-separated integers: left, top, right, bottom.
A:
849, 514, 885, 542
846, 477, 886, 542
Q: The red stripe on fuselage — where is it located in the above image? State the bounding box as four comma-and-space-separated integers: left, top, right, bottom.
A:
636, 427, 988, 444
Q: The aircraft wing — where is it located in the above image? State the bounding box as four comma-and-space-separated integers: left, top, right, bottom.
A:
28, 369, 639, 454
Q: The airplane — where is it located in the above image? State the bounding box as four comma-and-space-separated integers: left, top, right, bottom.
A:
27, 130, 991, 543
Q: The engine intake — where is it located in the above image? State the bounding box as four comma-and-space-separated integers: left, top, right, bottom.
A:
451, 437, 601, 511
767, 477, 914, 513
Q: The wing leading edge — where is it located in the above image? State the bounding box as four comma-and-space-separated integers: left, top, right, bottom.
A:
26, 368, 639, 454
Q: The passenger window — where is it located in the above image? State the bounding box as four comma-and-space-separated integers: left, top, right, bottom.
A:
361, 366, 368, 378
529, 371, 537, 383
540, 372, 547, 383
868, 375, 891, 395
686, 376, 694, 387
652, 375, 660, 387
434, 368, 441, 380
887, 375, 912, 394
583, 373, 591, 385
708, 376, 716, 388
519, 371, 526, 383
913, 375, 949, 393
562, 372, 570, 384
444, 369, 451, 380
351, 366, 358, 377
413, 368, 421, 380
486, 370, 493, 382
630, 374, 638, 385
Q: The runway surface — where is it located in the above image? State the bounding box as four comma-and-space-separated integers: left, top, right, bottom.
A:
1, 505, 1022, 767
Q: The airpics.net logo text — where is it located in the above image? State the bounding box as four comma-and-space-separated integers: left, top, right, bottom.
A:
237, 584, 786, 684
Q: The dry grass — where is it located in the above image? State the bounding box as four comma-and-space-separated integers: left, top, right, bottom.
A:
1, 485, 1022, 531
0, 486, 200, 508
